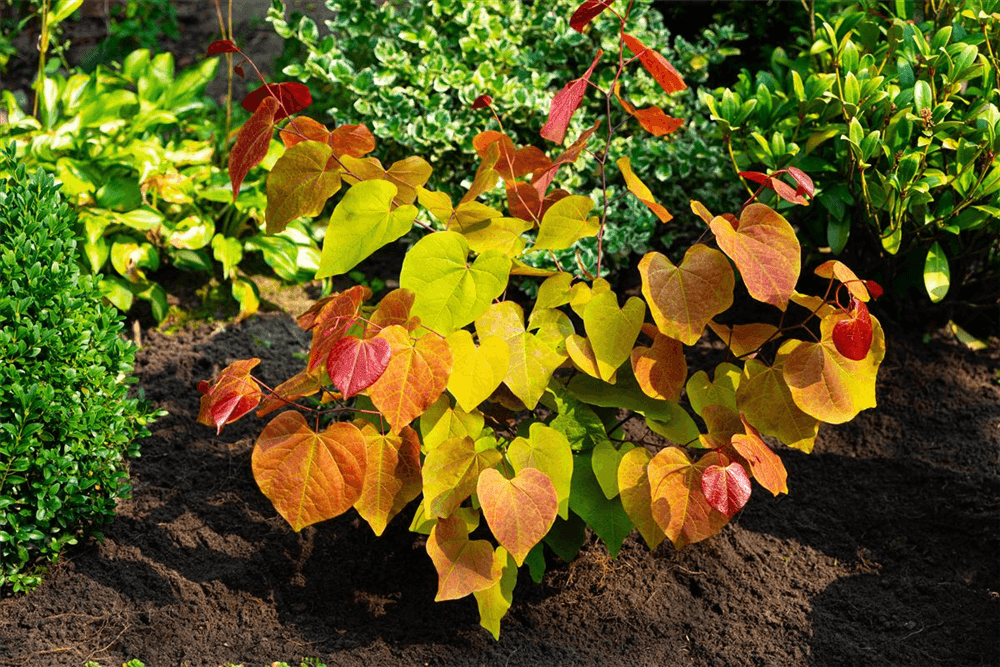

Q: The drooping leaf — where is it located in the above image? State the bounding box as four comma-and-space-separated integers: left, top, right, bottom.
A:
471, 94, 493, 109
301, 285, 369, 372
423, 435, 502, 518
206, 39, 240, 56
708, 203, 801, 310
241, 81, 311, 121
368, 325, 452, 434
532, 118, 602, 194
533, 195, 598, 251
569, 450, 634, 557
622, 33, 686, 94
473, 548, 517, 640
617, 446, 666, 549
445, 330, 510, 412
614, 84, 684, 137
197, 359, 262, 433
730, 416, 788, 496
353, 422, 422, 535
316, 180, 418, 278
400, 231, 511, 336
699, 452, 751, 519
252, 412, 366, 531
478, 467, 558, 566
735, 357, 819, 453
617, 156, 672, 222
279, 116, 331, 148
507, 423, 574, 520
229, 96, 278, 200
924, 241, 950, 303
630, 327, 686, 401
427, 512, 504, 601
265, 140, 342, 234
832, 296, 873, 361
541, 50, 603, 145
570, 0, 613, 32
386, 155, 433, 205
647, 446, 728, 548
639, 245, 735, 345
326, 335, 392, 398
707, 321, 778, 358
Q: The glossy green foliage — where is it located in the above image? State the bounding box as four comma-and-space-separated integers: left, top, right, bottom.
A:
0, 48, 322, 320
0, 146, 161, 593
267, 0, 745, 273
704, 0, 1000, 305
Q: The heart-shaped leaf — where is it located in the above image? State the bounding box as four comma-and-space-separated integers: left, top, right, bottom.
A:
832, 296, 873, 360
427, 512, 504, 601
700, 452, 751, 519
265, 140, 343, 234
197, 359, 261, 434
478, 467, 558, 566
241, 81, 311, 121
327, 335, 392, 399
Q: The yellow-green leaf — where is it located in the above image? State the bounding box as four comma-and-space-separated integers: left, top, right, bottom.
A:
507, 423, 573, 519
533, 195, 598, 251
473, 548, 517, 640
265, 140, 342, 234
617, 446, 666, 549
446, 330, 511, 412
423, 436, 502, 518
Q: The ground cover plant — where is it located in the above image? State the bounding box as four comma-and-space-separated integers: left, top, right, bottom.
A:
704, 0, 1000, 313
0, 144, 160, 593
192, 0, 888, 639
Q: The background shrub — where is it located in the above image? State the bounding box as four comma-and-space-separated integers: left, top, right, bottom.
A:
0, 144, 159, 593
267, 0, 747, 274
703, 0, 999, 332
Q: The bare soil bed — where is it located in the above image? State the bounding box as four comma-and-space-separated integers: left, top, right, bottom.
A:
1, 310, 998, 667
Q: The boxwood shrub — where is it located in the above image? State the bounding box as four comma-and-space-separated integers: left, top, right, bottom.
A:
0, 144, 160, 593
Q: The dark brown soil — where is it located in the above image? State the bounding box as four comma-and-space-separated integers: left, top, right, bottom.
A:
1, 311, 998, 667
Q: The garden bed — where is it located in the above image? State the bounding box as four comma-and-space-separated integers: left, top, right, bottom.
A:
0, 313, 997, 667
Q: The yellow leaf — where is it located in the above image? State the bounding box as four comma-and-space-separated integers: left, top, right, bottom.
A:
446, 330, 510, 412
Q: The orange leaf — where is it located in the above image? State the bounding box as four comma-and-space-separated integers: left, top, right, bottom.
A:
279, 116, 330, 148
252, 411, 366, 531
708, 203, 801, 310
648, 446, 728, 548
622, 33, 686, 94
730, 415, 788, 496
478, 467, 558, 566
617, 156, 672, 222
355, 423, 422, 535
367, 325, 452, 434
613, 83, 684, 137
631, 332, 686, 401
639, 245, 735, 345
229, 96, 279, 201
329, 123, 376, 159
707, 321, 779, 358
386, 156, 433, 205
427, 512, 504, 601
256, 367, 325, 418
197, 359, 262, 434
532, 118, 601, 195
366, 288, 417, 338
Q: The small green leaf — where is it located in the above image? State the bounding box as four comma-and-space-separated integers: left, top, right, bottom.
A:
914, 80, 932, 111
923, 241, 950, 302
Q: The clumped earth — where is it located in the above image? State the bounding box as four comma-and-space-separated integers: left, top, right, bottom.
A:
1, 310, 998, 667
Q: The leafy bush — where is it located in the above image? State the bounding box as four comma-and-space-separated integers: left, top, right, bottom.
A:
267, 0, 746, 272
194, 0, 887, 639
80, 0, 182, 71
0, 144, 160, 594
703, 0, 1000, 313
0, 48, 322, 320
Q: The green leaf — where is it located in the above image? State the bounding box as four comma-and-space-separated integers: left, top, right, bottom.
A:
98, 276, 134, 312
542, 511, 587, 563
592, 439, 634, 500
923, 241, 950, 303
568, 450, 633, 558
400, 231, 511, 336
532, 195, 598, 251
914, 80, 932, 111
316, 180, 417, 278
473, 548, 517, 640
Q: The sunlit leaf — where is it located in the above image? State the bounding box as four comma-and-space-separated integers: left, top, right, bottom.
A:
229, 96, 278, 200
326, 335, 392, 398
507, 423, 573, 520
622, 33, 686, 94
648, 446, 728, 548
570, 0, 613, 32
445, 330, 510, 412
617, 446, 666, 549
832, 297, 873, 360
301, 285, 369, 372
478, 467, 558, 566
265, 140, 342, 234
699, 451, 751, 518
241, 81, 311, 121
631, 327, 686, 401
252, 412, 366, 531
197, 359, 261, 433
474, 548, 516, 640
427, 512, 504, 601
423, 435, 502, 518
533, 195, 598, 251
729, 415, 788, 496
354, 423, 422, 536
640, 245, 734, 345
617, 156, 672, 221
735, 357, 819, 453
256, 367, 325, 418
541, 50, 603, 144
707, 321, 778, 358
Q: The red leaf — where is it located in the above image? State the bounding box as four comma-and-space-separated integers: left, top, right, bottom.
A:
739, 170, 808, 205
833, 297, 873, 360
570, 0, 613, 32
241, 82, 312, 122
299, 285, 372, 372
472, 94, 493, 109
540, 50, 603, 145
700, 453, 752, 519
785, 166, 815, 198
532, 118, 601, 195
197, 380, 211, 394
206, 39, 240, 56
197, 359, 262, 434
623, 33, 686, 94
327, 336, 392, 399
865, 280, 884, 300
228, 95, 279, 201
233, 65, 245, 78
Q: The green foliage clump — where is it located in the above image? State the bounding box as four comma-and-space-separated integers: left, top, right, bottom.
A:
0, 145, 160, 594
704, 0, 1000, 313
267, 0, 745, 272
